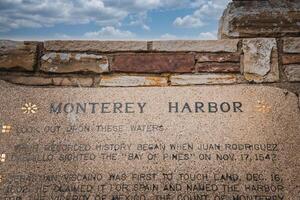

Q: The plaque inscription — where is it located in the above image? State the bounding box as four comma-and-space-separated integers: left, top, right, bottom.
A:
0, 81, 299, 200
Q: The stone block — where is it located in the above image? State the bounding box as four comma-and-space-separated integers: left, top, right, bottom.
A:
170, 74, 238, 85
0, 75, 52, 86
52, 77, 94, 87
196, 53, 240, 63
41, 53, 109, 73
44, 41, 147, 52
283, 38, 300, 53
111, 53, 195, 73
195, 63, 240, 73
242, 38, 279, 83
0, 75, 95, 87
0, 40, 36, 71
152, 40, 239, 52
99, 75, 168, 87
284, 65, 300, 82
282, 54, 300, 65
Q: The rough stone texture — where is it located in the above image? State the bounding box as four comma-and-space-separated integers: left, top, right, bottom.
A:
99, 75, 168, 87
242, 38, 279, 83
219, 1, 300, 39
170, 74, 238, 85
0, 40, 36, 71
283, 37, 300, 53
111, 53, 195, 73
44, 41, 148, 52
41, 52, 109, 73
282, 54, 300, 65
270, 82, 300, 97
195, 62, 240, 73
0, 81, 300, 198
52, 77, 94, 87
284, 64, 300, 82
0, 75, 52, 86
196, 53, 240, 63
0, 75, 95, 87
0, 82, 299, 198
152, 40, 239, 52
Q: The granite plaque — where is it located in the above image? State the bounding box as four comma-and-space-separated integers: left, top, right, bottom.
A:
0, 81, 299, 200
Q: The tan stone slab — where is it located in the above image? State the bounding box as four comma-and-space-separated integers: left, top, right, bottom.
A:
0, 75, 52, 86
242, 38, 279, 83
41, 52, 109, 74
99, 75, 168, 87
283, 38, 300, 53
284, 64, 300, 82
0, 40, 36, 71
0, 75, 95, 87
0, 81, 299, 199
52, 77, 94, 87
170, 74, 238, 85
44, 41, 148, 52
152, 40, 240, 52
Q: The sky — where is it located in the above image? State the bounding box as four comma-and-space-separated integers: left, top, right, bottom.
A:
0, 0, 231, 41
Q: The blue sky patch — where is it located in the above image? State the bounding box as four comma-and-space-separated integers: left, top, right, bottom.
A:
0, 0, 230, 40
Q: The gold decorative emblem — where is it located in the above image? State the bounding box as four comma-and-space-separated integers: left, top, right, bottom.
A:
0, 154, 5, 162
256, 100, 271, 113
1, 125, 11, 134
22, 103, 38, 114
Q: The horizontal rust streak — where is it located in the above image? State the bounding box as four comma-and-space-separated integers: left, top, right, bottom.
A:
282, 54, 300, 65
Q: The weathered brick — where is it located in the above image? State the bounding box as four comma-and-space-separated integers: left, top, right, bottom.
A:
195, 63, 240, 73
111, 53, 195, 73
284, 65, 300, 82
44, 41, 147, 52
242, 38, 279, 83
196, 53, 240, 63
99, 75, 168, 87
283, 38, 300, 53
282, 54, 300, 65
152, 40, 239, 52
170, 74, 238, 86
0, 40, 36, 71
41, 53, 109, 73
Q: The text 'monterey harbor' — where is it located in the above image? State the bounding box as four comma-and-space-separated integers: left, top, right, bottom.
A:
50, 101, 243, 114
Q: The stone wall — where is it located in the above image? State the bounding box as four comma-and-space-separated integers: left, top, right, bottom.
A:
0, 0, 299, 95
